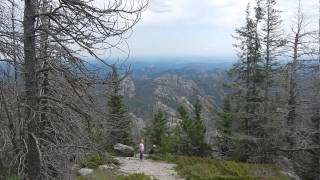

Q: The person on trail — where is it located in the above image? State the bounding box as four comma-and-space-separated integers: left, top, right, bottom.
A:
139, 139, 144, 161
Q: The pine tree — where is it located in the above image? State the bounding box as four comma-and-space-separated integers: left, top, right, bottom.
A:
192, 98, 206, 149
261, 0, 285, 110
230, 1, 267, 162
147, 110, 167, 147
231, 2, 265, 136
177, 100, 208, 156
107, 65, 132, 148
218, 96, 234, 135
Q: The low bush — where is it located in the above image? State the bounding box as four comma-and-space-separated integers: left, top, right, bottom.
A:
148, 153, 176, 163
80, 154, 105, 169
76, 171, 154, 180
117, 173, 154, 180
174, 156, 292, 180
149, 155, 292, 180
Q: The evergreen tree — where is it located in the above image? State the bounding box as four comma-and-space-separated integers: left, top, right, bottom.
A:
147, 110, 167, 147
231, 2, 265, 136
177, 100, 208, 156
107, 65, 132, 148
230, 1, 268, 162
218, 96, 234, 135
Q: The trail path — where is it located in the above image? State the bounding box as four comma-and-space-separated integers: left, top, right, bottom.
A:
116, 156, 185, 180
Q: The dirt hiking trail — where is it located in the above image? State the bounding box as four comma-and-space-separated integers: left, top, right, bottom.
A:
116, 157, 185, 180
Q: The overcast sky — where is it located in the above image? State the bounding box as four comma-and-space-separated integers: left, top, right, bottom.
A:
117, 0, 318, 59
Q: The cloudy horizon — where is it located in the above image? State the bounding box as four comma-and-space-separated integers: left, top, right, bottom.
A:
112, 0, 318, 61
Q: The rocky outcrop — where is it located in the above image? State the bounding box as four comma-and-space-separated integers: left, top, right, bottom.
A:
153, 74, 200, 102
121, 77, 136, 98
130, 113, 146, 142
113, 143, 135, 157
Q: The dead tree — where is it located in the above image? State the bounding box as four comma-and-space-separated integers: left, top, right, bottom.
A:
286, 1, 309, 149
0, 0, 148, 179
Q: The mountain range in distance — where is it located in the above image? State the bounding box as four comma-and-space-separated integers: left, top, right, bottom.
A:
86, 56, 235, 79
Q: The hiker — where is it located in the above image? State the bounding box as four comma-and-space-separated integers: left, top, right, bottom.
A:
139, 139, 144, 161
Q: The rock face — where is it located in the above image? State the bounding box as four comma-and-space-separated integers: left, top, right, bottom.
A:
113, 143, 135, 157
98, 164, 117, 170
130, 113, 146, 143
78, 168, 94, 176
120, 77, 136, 98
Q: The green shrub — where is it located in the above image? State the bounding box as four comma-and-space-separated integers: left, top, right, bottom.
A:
76, 171, 154, 180
80, 154, 105, 169
173, 157, 292, 180
148, 153, 176, 163
149, 155, 292, 180
7, 175, 21, 180
116, 173, 154, 180
108, 156, 120, 166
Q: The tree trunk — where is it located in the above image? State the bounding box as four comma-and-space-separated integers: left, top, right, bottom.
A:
23, 0, 41, 179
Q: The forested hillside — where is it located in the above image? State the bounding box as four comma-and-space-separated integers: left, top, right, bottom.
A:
0, 0, 319, 180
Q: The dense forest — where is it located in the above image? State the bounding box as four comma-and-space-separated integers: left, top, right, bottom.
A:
0, 0, 319, 180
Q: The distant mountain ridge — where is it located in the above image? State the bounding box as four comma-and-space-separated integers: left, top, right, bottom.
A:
91, 58, 231, 142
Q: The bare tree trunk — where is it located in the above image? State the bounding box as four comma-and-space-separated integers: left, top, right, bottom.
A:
23, 0, 41, 179
264, 0, 271, 116
313, 0, 320, 176
11, 0, 22, 144
0, 85, 18, 152
287, 35, 298, 149
287, 5, 302, 148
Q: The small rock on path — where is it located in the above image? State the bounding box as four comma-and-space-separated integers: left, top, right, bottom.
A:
116, 156, 184, 180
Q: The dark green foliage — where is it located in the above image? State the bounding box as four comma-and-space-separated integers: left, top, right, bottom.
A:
226, 0, 286, 163
80, 154, 105, 169
159, 129, 181, 154
116, 173, 154, 180
145, 109, 181, 154
107, 65, 132, 148
147, 110, 167, 146
218, 96, 234, 135
177, 101, 209, 156
174, 157, 292, 180
76, 171, 153, 180
6, 176, 20, 180
149, 155, 292, 180
148, 153, 177, 163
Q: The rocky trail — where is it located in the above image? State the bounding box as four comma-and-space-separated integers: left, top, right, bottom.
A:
116, 156, 184, 180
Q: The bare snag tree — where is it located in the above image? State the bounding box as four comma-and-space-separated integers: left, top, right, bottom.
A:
1, 0, 148, 179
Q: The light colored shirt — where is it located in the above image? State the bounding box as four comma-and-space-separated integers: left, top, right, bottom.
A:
139, 143, 144, 152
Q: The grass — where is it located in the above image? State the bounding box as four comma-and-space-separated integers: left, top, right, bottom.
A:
117, 173, 155, 180
149, 154, 292, 180
76, 170, 154, 180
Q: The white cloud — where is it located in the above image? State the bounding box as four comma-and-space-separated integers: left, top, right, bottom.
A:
127, 0, 319, 57
138, 0, 317, 27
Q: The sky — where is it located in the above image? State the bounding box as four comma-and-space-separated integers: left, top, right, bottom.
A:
112, 0, 318, 60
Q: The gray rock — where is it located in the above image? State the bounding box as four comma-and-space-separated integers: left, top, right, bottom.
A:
113, 143, 135, 157
275, 156, 295, 173
275, 156, 301, 180
98, 164, 117, 170
78, 168, 94, 176
281, 171, 302, 180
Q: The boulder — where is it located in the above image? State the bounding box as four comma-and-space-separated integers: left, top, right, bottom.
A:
113, 143, 135, 157
78, 168, 94, 176
98, 164, 117, 170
